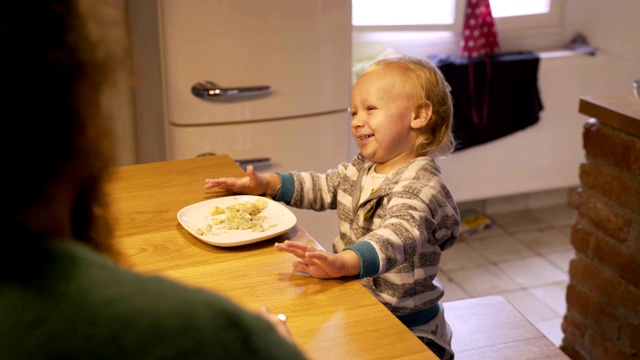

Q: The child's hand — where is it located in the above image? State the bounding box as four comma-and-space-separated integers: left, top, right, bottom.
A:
204, 165, 267, 195
274, 240, 361, 278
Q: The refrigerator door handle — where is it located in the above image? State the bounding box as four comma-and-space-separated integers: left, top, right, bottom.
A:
196, 152, 271, 170
192, 81, 271, 100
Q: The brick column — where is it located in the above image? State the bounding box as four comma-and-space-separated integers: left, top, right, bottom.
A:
561, 92, 640, 360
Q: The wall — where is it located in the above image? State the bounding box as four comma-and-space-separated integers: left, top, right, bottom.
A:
351, 0, 640, 202
561, 95, 640, 359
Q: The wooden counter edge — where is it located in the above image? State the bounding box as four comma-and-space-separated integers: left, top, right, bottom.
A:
579, 93, 640, 138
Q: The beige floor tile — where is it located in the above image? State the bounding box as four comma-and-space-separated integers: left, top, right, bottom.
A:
531, 204, 577, 227
441, 190, 574, 344
527, 189, 571, 209
440, 242, 490, 272
467, 235, 536, 262
438, 274, 470, 302
499, 289, 557, 322
485, 194, 529, 214
558, 224, 573, 237
498, 256, 568, 287
545, 249, 575, 272
513, 228, 573, 254
446, 264, 521, 297
490, 210, 550, 232
529, 281, 569, 316
532, 316, 565, 346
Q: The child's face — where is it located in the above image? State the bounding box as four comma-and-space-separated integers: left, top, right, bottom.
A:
350, 68, 427, 174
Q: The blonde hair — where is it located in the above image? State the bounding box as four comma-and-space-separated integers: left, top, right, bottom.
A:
361, 56, 455, 156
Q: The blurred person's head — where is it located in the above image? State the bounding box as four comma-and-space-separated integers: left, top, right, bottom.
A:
0, 0, 117, 258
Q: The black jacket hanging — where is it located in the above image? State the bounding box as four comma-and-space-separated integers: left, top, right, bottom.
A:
429, 52, 544, 152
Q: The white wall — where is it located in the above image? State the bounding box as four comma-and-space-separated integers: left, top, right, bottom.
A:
351, 0, 640, 202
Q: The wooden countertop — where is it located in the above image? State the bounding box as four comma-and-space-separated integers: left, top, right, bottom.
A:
579, 91, 640, 137
106, 154, 435, 360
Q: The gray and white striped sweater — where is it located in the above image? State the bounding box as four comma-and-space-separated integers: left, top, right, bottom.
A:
276, 153, 460, 319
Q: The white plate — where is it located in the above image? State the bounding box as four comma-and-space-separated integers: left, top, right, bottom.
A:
177, 195, 297, 247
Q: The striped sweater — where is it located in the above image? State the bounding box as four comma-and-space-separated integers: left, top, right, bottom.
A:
276, 153, 460, 319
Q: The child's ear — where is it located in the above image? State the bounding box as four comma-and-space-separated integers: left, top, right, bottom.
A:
411, 101, 432, 129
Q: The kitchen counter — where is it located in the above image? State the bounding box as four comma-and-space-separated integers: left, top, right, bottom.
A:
563, 90, 640, 359
579, 91, 640, 137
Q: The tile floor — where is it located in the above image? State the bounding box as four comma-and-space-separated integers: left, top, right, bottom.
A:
440, 200, 577, 347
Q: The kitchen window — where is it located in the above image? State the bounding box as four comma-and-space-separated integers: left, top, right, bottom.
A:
352, 0, 563, 34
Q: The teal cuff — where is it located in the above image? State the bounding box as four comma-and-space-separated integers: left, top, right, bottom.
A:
398, 303, 440, 328
274, 173, 294, 204
343, 241, 379, 279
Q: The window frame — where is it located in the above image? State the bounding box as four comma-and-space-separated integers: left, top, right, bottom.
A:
352, 0, 564, 36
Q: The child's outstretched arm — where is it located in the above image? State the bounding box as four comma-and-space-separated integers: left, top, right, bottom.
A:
204, 165, 281, 197
275, 240, 361, 279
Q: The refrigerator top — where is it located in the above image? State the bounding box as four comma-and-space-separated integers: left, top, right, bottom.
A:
159, 0, 352, 126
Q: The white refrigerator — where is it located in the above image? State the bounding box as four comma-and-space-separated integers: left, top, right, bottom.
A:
155, 0, 353, 250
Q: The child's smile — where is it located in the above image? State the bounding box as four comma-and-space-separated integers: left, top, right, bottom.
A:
356, 132, 374, 145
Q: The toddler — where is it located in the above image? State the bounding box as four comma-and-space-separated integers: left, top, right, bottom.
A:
205, 55, 460, 359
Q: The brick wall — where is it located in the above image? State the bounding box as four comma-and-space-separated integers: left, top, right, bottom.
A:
561, 95, 640, 360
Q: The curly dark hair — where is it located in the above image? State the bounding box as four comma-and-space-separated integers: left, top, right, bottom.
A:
0, 0, 117, 258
